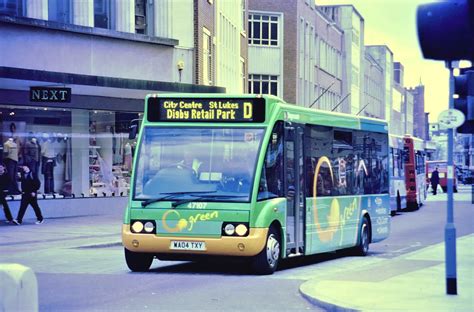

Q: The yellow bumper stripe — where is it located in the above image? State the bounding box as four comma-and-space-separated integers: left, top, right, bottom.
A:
122, 225, 268, 257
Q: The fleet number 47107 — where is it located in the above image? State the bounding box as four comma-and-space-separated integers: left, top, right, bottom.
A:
187, 202, 208, 209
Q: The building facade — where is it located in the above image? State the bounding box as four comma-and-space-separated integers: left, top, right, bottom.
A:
363, 51, 384, 119
0, 0, 238, 214
404, 90, 414, 135
247, 0, 344, 111
366, 45, 394, 125
320, 5, 365, 115
408, 84, 427, 140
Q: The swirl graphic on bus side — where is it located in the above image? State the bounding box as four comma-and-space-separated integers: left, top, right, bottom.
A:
312, 156, 340, 242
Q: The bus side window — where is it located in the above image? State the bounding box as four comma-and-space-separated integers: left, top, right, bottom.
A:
258, 122, 284, 200
304, 124, 333, 197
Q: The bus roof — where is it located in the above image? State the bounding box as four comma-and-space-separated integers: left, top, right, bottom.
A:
389, 134, 404, 148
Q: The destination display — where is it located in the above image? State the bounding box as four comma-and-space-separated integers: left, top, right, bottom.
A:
147, 98, 265, 123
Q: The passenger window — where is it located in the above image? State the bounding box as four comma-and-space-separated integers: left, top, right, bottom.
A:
258, 122, 284, 200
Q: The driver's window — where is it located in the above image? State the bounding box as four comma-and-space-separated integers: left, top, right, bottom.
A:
258, 122, 284, 200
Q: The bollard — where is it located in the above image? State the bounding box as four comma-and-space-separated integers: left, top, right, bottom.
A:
0, 263, 38, 312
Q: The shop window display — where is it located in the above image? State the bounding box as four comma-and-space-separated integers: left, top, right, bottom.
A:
0, 106, 138, 199
88, 111, 137, 197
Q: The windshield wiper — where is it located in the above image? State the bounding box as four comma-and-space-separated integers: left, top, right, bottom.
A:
171, 194, 247, 208
142, 191, 217, 207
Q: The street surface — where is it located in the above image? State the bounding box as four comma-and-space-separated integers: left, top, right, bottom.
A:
0, 185, 472, 311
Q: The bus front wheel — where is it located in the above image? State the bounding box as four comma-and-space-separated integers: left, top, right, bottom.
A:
125, 248, 154, 272
251, 226, 280, 275
353, 217, 370, 256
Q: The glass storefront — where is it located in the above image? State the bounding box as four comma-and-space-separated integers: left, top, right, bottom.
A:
0, 105, 139, 199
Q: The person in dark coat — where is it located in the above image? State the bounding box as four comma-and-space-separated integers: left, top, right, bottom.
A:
14, 165, 44, 225
0, 164, 14, 223
431, 167, 440, 195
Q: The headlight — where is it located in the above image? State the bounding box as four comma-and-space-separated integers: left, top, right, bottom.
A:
235, 224, 248, 236
131, 221, 144, 233
144, 222, 155, 233
224, 223, 235, 236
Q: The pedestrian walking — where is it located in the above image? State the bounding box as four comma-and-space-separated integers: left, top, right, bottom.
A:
0, 164, 15, 224
14, 165, 44, 225
431, 166, 440, 195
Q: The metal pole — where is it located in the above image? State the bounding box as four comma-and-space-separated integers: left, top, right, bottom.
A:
446, 61, 457, 295
309, 81, 336, 108
356, 103, 370, 116
332, 93, 351, 112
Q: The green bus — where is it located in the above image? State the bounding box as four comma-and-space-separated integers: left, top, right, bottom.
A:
122, 94, 390, 274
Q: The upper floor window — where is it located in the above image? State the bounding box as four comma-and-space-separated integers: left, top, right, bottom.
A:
241, 58, 246, 93
94, 0, 113, 30
0, 0, 24, 16
202, 28, 213, 85
48, 0, 73, 24
249, 74, 278, 96
248, 14, 278, 46
241, 0, 246, 33
135, 0, 151, 35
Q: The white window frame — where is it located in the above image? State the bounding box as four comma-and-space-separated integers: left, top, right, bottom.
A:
248, 13, 279, 46
248, 74, 279, 96
202, 27, 213, 86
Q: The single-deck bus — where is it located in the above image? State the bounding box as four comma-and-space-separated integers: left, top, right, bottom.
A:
389, 134, 407, 214
122, 94, 391, 274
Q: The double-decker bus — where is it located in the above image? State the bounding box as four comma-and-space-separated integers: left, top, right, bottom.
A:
403, 135, 426, 209
389, 134, 407, 214
122, 94, 391, 274
426, 160, 457, 193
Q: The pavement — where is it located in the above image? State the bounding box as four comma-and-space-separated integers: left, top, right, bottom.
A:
1, 185, 473, 311
300, 184, 474, 311
299, 234, 474, 311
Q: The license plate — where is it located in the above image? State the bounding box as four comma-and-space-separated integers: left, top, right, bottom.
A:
170, 240, 206, 251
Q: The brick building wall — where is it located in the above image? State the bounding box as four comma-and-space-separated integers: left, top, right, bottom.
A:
248, 0, 297, 102
194, 0, 215, 85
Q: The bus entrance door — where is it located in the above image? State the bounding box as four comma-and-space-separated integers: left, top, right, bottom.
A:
284, 125, 305, 256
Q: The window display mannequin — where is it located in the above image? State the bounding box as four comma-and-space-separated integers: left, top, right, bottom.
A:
123, 142, 132, 171
3, 137, 19, 194
25, 135, 40, 179
41, 134, 56, 194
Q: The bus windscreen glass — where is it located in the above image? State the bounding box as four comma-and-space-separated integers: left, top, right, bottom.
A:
147, 98, 266, 123
133, 127, 265, 202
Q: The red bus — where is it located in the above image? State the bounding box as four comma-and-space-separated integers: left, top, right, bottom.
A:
426, 160, 457, 193
403, 135, 426, 210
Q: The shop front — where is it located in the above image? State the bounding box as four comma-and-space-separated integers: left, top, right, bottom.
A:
0, 71, 224, 219
1, 105, 139, 200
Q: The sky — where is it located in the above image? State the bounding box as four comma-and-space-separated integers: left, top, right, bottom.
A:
316, 0, 449, 123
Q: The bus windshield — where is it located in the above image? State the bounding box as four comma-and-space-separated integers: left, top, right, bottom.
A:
133, 127, 265, 202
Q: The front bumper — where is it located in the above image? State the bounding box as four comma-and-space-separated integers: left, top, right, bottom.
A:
122, 225, 268, 257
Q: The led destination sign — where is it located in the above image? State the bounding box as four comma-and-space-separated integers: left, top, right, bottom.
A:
147, 98, 265, 123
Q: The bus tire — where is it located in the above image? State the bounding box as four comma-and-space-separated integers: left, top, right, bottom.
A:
251, 225, 280, 275
124, 248, 153, 272
353, 217, 370, 256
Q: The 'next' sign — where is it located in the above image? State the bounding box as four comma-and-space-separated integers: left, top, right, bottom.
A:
30, 87, 71, 103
